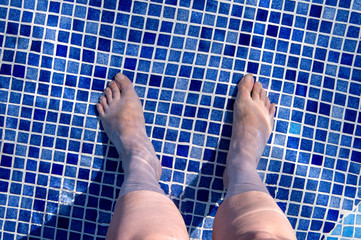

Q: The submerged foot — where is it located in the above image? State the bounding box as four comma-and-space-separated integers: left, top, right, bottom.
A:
224, 74, 275, 189
96, 73, 161, 181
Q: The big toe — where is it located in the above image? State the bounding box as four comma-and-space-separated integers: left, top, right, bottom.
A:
114, 73, 133, 93
237, 74, 254, 93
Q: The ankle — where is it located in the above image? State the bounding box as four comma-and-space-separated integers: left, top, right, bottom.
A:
115, 135, 154, 157
229, 128, 268, 157
122, 148, 161, 180
226, 152, 259, 168
119, 178, 164, 198
224, 158, 258, 189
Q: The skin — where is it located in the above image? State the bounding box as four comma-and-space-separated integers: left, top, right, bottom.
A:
97, 74, 161, 181
214, 74, 296, 240
224, 74, 275, 183
97, 73, 189, 240
97, 73, 296, 240
223, 74, 275, 199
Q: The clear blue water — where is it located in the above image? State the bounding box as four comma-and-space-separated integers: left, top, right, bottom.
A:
1, 0, 361, 239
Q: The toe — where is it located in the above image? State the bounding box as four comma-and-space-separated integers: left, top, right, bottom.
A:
104, 87, 113, 103
114, 73, 133, 93
237, 74, 254, 94
96, 103, 105, 116
99, 96, 108, 110
270, 103, 276, 117
265, 97, 271, 108
252, 82, 262, 100
260, 88, 267, 102
109, 81, 121, 99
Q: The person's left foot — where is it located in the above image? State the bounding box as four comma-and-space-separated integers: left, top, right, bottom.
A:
96, 73, 162, 181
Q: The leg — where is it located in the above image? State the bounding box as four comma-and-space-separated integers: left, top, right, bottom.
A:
213, 75, 296, 240
97, 73, 189, 240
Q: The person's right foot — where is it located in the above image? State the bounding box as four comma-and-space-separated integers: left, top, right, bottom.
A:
224, 74, 275, 189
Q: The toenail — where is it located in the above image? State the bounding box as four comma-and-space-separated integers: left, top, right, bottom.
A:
115, 73, 125, 80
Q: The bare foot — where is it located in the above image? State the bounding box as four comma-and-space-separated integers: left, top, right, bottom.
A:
224, 74, 275, 189
96, 73, 161, 181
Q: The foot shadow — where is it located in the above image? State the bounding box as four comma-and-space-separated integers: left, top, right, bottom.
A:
16, 99, 122, 239
18, 139, 126, 239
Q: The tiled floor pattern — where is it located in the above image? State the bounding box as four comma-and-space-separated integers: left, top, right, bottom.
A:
0, 0, 361, 239
326, 204, 361, 239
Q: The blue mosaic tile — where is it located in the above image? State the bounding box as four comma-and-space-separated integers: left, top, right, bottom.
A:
0, 0, 361, 239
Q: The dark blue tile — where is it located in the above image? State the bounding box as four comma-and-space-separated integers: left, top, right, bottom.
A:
256, 8, 268, 21
238, 33, 251, 46
266, 24, 278, 37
